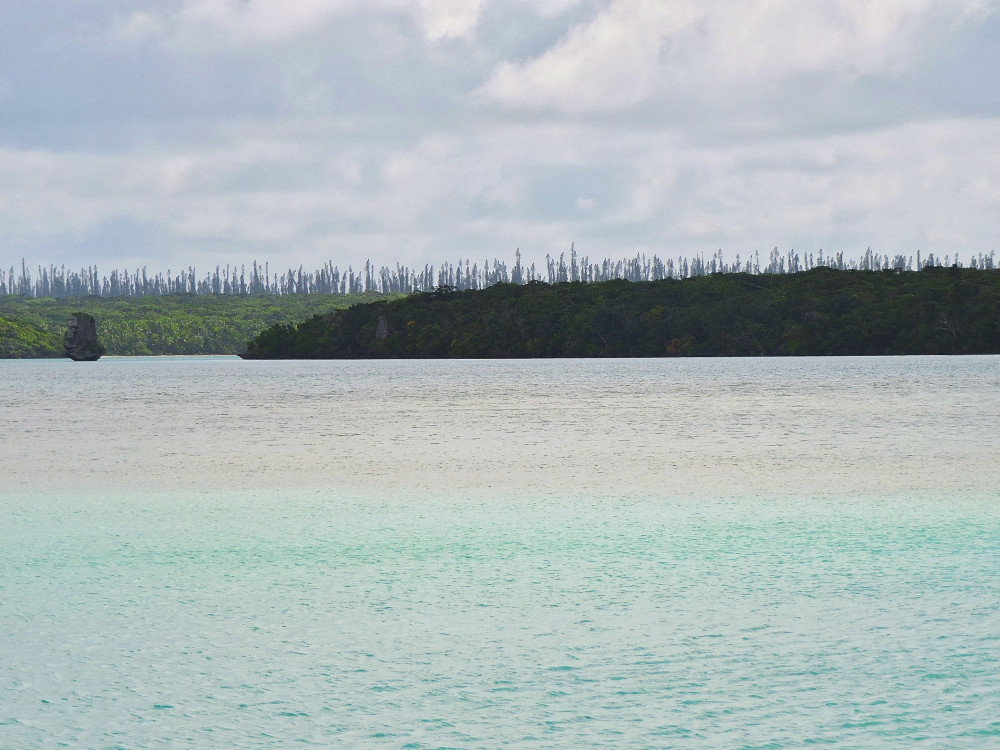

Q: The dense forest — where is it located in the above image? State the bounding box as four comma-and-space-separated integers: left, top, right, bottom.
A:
4, 246, 1000, 358
242, 266, 1000, 358
0, 293, 387, 357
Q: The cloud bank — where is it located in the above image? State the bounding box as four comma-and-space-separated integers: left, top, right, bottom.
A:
1, 0, 999, 271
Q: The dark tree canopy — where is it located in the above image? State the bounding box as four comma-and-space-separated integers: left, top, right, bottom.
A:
242, 267, 1000, 359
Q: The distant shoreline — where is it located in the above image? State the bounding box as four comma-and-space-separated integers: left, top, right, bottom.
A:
5, 268, 1000, 359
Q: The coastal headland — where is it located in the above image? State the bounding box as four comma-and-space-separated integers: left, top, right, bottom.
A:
243, 266, 1000, 358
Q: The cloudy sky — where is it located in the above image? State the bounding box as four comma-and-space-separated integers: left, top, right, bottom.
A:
2, 0, 999, 273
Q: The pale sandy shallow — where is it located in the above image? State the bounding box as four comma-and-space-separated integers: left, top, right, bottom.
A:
1, 357, 998, 747
2, 356, 998, 498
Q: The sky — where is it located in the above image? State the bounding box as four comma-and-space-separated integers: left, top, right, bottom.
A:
1, 0, 1000, 274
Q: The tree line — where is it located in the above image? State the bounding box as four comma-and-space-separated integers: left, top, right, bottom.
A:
2, 246, 995, 299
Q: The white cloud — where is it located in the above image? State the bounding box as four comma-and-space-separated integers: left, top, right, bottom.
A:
479, 0, 997, 112
4, 119, 1000, 270
420, 0, 487, 40
5, 0, 1000, 273
112, 0, 379, 47
619, 118, 1000, 255
482, 1, 688, 111
112, 0, 493, 47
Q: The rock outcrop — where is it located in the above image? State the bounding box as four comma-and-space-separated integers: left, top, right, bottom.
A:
64, 313, 107, 361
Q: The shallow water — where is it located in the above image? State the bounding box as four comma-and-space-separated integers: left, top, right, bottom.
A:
2, 357, 999, 747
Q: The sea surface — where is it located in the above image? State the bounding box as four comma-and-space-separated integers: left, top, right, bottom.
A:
1, 356, 999, 748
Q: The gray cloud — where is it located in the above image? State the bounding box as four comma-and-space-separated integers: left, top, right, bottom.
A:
1, 0, 999, 274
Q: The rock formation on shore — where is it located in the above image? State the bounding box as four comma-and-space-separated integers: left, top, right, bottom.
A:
65, 313, 107, 361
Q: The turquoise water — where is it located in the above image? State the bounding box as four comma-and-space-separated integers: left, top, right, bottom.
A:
2, 358, 999, 747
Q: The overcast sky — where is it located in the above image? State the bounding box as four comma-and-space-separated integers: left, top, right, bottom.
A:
2, 0, 999, 273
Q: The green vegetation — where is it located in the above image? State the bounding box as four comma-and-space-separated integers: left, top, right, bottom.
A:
243, 267, 1000, 358
0, 315, 63, 358
0, 293, 391, 357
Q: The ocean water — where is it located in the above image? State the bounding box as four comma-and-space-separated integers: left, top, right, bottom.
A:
1, 357, 999, 748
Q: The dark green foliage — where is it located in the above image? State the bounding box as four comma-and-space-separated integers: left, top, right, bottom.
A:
242, 268, 1000, 358
0, 293, 391, 356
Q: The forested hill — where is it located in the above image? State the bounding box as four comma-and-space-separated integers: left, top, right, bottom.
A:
242, 267, 1000, 358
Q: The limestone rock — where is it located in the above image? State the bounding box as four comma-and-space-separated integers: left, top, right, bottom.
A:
375, 316, 389, 340
64, 313, 107, 361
